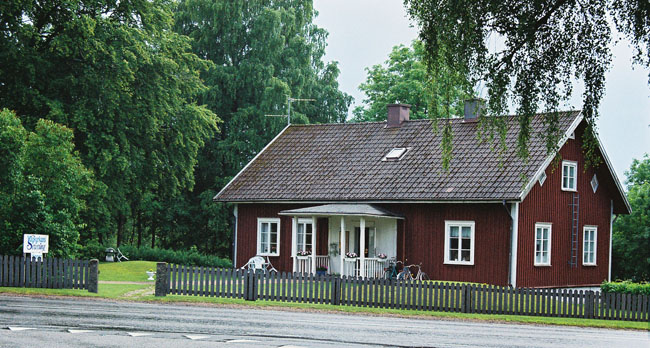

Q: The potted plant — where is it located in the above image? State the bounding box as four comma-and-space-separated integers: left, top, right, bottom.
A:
297, 250, 311, 259
345, 252, 358, 259
316, 265, 328, 276
146, 269, 155, 281
377, 253, 387, 259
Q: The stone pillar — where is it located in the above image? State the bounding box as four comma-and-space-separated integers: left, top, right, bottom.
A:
155, 262, 168, 297
88, 259, 98, 293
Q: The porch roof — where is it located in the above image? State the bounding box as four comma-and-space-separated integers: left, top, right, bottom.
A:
278, 204, 404, 219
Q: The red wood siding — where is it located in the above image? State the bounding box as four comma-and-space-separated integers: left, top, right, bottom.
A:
236, 202, 511, 285
517, 122, 614, 287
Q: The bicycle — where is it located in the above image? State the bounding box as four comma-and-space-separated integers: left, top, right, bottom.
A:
382, 259, 400, 279
409, 263, 429, 281
398, 263, 429, 281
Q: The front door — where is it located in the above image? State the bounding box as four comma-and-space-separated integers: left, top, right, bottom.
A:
352, 226, 376, 257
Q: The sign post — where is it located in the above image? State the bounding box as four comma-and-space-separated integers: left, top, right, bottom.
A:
23, 234, 49, 260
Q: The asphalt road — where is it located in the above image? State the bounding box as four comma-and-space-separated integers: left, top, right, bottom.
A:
0, 295, 647, 348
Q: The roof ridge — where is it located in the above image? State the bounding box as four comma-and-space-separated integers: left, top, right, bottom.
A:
288, 110, 581, 128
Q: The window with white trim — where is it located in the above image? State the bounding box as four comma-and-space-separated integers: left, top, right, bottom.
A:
444, 221, 475, 265
257, 218, 280, 256
534, 223, 551, 266
296, 218, 313, 253
562, 161, 577, 191
538, 171, 547, 186
583, 226, 597, 266
591, 174, 599, 193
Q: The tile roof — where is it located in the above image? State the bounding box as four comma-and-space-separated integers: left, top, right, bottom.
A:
214, 112, 581, 202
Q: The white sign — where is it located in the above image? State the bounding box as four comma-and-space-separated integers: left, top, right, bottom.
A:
23, 234, 49, 254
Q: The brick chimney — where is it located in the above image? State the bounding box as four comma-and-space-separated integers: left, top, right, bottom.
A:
386, 104, 410, 128
464, 98, 485, 123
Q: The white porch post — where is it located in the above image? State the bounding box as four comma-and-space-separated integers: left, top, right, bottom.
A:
312, 216, 317, 275
360, 217, 366, 278
292, 216, 297, 273
340, 217, 346, 276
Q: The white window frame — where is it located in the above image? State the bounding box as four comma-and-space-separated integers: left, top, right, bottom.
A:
583, 226, 597, 266
534, 223, 552, 266
568, 131, 575, 139
296, 218, 313, 253
591, 174, 599, 193
444, 221, 475, 266
257, 218, 280, 256
562, 160, 578, 192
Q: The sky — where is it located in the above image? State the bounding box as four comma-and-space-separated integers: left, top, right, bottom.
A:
313, 0, 650, 183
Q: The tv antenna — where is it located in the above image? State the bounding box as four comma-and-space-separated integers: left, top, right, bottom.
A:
265, 97, 315, 126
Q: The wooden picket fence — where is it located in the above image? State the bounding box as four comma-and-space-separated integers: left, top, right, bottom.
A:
0, 255, 94, 291
159, 264, 650, 322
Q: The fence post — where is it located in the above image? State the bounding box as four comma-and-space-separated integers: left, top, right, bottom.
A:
461, 284, 471, 313
155, 262, 168, 297
243, 269, 256, 301
331, 276, 341, 306
87, 259, 98, 293
585, 290, 594, 319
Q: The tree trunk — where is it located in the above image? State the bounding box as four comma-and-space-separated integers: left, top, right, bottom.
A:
116, 213, 125, 247
151, 226, 156, 249
137, 211, 143, 248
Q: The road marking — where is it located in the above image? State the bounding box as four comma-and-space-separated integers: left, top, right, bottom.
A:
7, 327, 35, 331
278, 346, 309, 348
184, 335, 210, 340
127, 332, 152, 337
68, 329, 93, 334
226, 339, 260, 343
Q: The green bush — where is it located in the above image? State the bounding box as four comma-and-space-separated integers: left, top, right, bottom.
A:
601, 281, 650, 295
118, 245, 231, 268
76, 240, 107, 260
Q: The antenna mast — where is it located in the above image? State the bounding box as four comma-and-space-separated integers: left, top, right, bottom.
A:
265, 97, 315, 125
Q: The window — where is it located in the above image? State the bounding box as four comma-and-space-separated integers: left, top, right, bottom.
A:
534, 223, 552, 266
257, 218, 280, 256
562, 161, 577, 191
538, 171, 547, 186
583, 226, 597, 266
444, 221, 475, 265
569, 131, 575, 139
591, 174, 599, 193
296, 218, 313, 253
383, 147, 408, 161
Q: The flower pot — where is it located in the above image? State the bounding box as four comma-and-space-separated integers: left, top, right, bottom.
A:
146, 271, 155, 281
316, 270, 327, 276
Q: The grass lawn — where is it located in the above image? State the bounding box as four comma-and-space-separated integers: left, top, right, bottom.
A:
99, 261, 158, 282
1, 283, 151, 299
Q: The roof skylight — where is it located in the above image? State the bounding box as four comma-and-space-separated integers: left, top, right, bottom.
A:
384, 147, 408, 161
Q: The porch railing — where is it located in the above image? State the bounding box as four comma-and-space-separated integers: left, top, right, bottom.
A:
343, 258, 387, 278
295, 255, 330, 274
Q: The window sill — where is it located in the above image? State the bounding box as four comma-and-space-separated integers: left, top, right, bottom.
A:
583, 263, 597, 267
534, 264, 551, 267
259, 253, 279, 257
561, 188, 577, 192
444, 261, 474, 266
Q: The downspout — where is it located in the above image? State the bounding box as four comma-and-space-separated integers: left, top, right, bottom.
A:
232, 204, 238, 268
508, 202, 519, 288
608, 200, 613, 282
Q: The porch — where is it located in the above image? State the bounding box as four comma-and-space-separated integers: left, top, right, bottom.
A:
279, 204, 403, 278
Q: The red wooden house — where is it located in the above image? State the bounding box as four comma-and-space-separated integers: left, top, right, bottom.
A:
214, 103, 630, 287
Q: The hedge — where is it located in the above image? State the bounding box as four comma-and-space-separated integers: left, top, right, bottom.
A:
600, 281, 650, 295
77, 241, 231, 268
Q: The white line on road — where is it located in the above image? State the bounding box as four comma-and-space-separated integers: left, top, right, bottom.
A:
67, 329, 93, 334
184, 334, 210, 340
127, 332, 152, 337
278, 346, 309, 348
7, 327, 35, 331
226, 339, 261, 343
